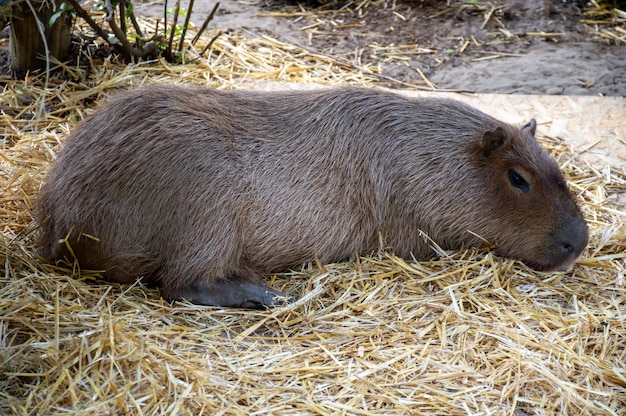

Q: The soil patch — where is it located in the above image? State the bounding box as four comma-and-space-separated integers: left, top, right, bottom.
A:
135, 0, 626, 96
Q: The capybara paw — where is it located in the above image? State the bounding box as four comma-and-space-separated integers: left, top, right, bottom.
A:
161, 277, 288, 309
238, 288, 288, 309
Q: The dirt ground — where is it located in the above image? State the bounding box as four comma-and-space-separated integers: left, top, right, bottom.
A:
135, 0, 626, 96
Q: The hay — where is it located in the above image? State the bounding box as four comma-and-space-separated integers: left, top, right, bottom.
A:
1, 15, 625, 416
582, 1, 626, 44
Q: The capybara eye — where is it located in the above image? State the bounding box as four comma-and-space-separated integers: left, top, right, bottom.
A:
508, 170, 530, 192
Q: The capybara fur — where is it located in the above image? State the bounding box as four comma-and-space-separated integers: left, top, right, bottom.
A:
37, 85, 588, 308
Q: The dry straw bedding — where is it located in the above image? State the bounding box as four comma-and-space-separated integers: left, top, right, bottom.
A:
1, 19, 626, 416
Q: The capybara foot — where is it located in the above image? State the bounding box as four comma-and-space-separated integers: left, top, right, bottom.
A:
161, 277, 287, 309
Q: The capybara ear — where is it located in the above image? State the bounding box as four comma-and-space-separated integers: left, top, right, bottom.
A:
522, 119, 537, 136
480, 127, 510, 158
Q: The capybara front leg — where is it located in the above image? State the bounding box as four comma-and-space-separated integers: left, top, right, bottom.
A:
161, 276, 287, 309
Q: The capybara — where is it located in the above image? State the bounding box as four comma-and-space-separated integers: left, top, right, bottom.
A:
36, 85, 588, 308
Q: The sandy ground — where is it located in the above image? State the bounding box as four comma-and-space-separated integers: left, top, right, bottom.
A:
134, 0, 626, 97
430, 41, 626, 96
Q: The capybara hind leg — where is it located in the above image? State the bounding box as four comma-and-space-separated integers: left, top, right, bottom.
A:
161, 277, 287, 309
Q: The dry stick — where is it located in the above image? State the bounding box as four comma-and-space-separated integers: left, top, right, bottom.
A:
191, 2, 220, 46
64, 1, 156, 60
166, 0, 181, 59
163, 0, 168, 38
119, 1, 149, 53
480, 6, 499, 30
64, 0, 110, 43
127, 0, 145, 43
427, 7, 454, 19
199, 31, 223, 56
186, 30, 223, 64
177, 0, 195, 53
119, 1, 126, 35
100, 0, 157, 59
105, 0, 133, 60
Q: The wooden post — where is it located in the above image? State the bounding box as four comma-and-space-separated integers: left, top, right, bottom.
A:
9, 0, 71, 73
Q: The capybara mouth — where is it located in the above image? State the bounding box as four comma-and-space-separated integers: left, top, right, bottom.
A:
522, 246, 586, 272
527, 255, 580, 273
526, 220, 589, 272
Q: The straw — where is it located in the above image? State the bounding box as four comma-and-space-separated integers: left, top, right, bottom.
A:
1, 7, 624, 416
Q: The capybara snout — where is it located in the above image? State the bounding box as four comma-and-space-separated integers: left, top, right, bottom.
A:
36, 85, 588, 308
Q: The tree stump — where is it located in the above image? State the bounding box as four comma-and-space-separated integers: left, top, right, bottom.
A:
8, 0, 72, 73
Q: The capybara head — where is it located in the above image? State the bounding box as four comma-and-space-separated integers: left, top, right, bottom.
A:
463, 119, 588, 271
36, 85, 588, 307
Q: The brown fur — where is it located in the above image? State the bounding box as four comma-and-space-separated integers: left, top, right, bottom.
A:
36, 85, 588, 307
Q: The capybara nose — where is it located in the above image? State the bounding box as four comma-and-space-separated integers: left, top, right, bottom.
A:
555, 241, 576, 258
570, 221, 589, 256
547, 222, 588, 271
558, 241, 575, 256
